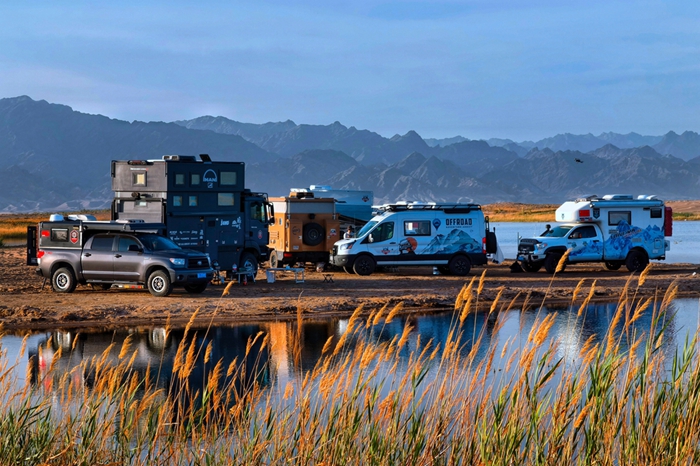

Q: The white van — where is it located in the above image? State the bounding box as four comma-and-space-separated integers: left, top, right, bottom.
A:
329, 203, 497, 276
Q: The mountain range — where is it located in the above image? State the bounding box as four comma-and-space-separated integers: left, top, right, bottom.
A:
2, 95, 700, 212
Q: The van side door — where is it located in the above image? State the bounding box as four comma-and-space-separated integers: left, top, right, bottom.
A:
81, 235, 116, 281
566, 225, 603, 262
363, 221, 396, 262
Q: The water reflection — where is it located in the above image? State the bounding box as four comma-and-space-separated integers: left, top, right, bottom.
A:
23, 298, 700, 399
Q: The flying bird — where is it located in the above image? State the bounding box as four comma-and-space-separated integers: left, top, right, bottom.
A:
575, 158, 583, 163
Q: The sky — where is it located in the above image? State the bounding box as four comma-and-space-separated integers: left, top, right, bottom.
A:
0, 0, 699, 141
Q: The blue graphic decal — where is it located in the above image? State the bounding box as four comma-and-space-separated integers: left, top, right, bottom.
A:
420, 229, 481, 255
568, 221, 665, 260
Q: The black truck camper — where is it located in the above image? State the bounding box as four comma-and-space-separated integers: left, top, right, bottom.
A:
111, 155, 274, 278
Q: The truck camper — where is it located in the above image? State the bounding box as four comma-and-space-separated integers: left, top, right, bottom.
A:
517, 194, 672, 274
111, 155, 274, 280
329, 202, 498, 276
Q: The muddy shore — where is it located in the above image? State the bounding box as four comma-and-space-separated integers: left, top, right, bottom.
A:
2, 247, 700, 332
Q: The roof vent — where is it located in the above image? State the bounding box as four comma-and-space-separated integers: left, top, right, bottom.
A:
49, 214, 64, 222
67, 214, 97, 221
602, 194, 633, 201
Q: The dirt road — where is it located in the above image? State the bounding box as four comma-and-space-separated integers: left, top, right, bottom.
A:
2, 247, 699, 331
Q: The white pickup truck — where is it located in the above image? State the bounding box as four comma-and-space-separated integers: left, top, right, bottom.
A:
517, 194, 672, 273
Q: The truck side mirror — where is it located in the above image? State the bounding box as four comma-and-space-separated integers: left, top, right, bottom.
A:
369, 234, 374, 243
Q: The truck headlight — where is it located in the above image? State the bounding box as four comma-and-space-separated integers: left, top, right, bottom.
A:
535, 242, 547, 250
339, 241, 355, 251
170, 258, 186, 267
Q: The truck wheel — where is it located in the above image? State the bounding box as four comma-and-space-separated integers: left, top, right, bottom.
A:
521, 261, 542, 273
343, 266, 355, 274
303, 223, 325, 246
52, 267, 77, 293
604, 261, 622, 271
269, 250, 278, 268
625, 250, 648, 273
239, 252, 259, 274
448, 255, 471, 276
148, 270, 172, 297
184, 283, 208, 294
544, 253, 564, 274
353, 255, 376, 276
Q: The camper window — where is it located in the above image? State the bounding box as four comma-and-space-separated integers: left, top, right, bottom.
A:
404, 220, 431, 236
51, 229, 69, 242
132, 172, 146, 186
608, 211, 631, 226
218, 193, 235, 206
220, 172, 237, 185
173, 196, 183, 207
191, 173, 201, 186
175, 174, 185, 185
189, 196, 198, 207
650, 207, 662, 218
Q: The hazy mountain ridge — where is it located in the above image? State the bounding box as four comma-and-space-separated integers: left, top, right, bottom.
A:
2, 95, 700, 211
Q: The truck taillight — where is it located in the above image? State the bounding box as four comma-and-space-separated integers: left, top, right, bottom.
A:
37, 250, 45, 261
41, 230, 49, 237
482, 237, 487, 254
664, 206, 673, 236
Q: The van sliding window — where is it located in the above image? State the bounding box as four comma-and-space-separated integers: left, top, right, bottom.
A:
404, 221, 431, 236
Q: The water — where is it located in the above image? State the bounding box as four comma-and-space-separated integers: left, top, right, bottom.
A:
2, 298, 699, 397
492, 220, 700, 263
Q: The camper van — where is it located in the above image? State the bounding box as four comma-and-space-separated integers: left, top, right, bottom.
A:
517, 194, 672, 274
329, 203, 498, 276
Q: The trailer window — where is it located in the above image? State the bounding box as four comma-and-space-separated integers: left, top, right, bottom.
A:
218, 193, 235, 206
173, 196, 183, 207
132, 172, 146, 186
609, 211, 631, 226
650, 207, 662, 218
191, 173, 201, 186
51, 229, 69, 242
189, 196, 198, 207
175, 174, 185, 185
90, 236, 114, 251
220, 172, 237, 185
404, 221, 431, 236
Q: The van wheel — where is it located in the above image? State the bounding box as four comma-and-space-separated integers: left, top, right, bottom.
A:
269, 250, 278, 268
184, 283, 208, 294
604, 261, 622, 271
353, 255, 376, 276
448, 255, 471, 276
148, 270, 172, 297
343, 266, 355, 274
625, 250, 648, 273
544, 253, 564, 274
303, 223, 325, 246
521, 261, 542, 273
52, 267, 77, 293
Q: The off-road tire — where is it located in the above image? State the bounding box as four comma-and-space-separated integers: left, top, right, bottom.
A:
448, 255, 471, 276
521, 261, 542, 273
353, 255, 376, 276
544, 253, 564, 274
239, 252, 259, 275
302, 223, 325, 247
184, 283, 208, 294
52, 267, 77, 293
604, 261, 622, 271
147, 270, 172, 297
269, 250, 278, 268
625, 250, 648, 273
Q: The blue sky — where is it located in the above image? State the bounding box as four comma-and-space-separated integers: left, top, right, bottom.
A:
0, 0, 698, 141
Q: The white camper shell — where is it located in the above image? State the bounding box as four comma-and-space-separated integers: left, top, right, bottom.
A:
517, 194, 673, 274
329, 203, 497, 276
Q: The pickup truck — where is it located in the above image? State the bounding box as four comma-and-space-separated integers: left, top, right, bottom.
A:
29, 216, 214, 297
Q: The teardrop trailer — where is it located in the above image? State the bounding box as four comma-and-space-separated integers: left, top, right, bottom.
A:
329, 203, 498, 276
517, 194, 673, 273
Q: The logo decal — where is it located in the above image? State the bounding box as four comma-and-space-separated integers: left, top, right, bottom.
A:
433, 218, 441, 230
70, 230, 79, 244
381, 248, 391, 255
593, 208, 600, 219
258, 230, 263, 239
203, 169, 218, 188
362, 196, 369, 202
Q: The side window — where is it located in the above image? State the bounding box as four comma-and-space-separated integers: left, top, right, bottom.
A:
250, 202, 264, 221
189, 195, 198, 207
118, 236, 141, 252
190, 173, 201, 186
580, 226, 597, 238
90, 236, 114, 251
373, 222, 394, 242
609, 211, 631, 226
404, 220, 431, 236
51, 229, 69, 242
220, 172, 237, 185
175, 174, 185, 185
132, 172, 146, 186
218, 193, 235, 206
173, 195, 183, 207
650, 207, 662, 218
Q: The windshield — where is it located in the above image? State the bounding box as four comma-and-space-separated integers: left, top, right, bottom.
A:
540, 225, 573, 238
138, 234, 182, 251
357, 220, 378, 238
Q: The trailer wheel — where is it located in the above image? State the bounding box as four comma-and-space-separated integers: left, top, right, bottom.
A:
52, 267, 77, 293
625, 250, 648, 273
269, 250, 278, 268
448, 255, 471, 276
184, 283, 208, 294
521, 261, 542, 273
604, 261, 622, 271
148, 270, 172, 297
353, 255, 376, 276
239, 252, 259, 275
544, 253, 564, 274
303, 223, 325, 246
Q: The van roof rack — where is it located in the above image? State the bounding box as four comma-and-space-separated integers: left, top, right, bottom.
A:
377, 203, 482, 212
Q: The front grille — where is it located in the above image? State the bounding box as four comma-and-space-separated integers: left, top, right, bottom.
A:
188, 257, 209, 269
518, 239, 538, 253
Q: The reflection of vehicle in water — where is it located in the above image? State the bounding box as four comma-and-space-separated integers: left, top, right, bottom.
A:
28, 326, 271, 400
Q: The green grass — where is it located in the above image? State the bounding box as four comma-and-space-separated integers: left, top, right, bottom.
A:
1, 267, 699, 464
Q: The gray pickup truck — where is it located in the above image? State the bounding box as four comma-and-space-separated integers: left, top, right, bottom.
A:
27, 215, 214, 297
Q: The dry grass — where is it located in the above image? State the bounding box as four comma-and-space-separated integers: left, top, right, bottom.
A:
0, 276, 697, 464
0, 210, 109, 243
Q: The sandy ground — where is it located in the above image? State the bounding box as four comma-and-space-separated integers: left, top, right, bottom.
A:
2, 247, 700, 332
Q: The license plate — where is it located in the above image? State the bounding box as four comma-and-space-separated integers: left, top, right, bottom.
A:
197, 273, 206, 278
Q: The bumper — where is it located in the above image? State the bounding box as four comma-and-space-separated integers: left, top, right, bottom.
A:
171, 268, 215, 285
329, 254, 352, 268
35, 267, 45, 277
518, 254, 542, 262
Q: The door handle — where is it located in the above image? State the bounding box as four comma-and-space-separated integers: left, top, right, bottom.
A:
115, 254, 122, 258
390, 242, 396, 244
84, 253, 91, 257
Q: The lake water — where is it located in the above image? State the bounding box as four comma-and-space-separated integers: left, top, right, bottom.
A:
3, 297, 699, 394
492, 220, 700, 263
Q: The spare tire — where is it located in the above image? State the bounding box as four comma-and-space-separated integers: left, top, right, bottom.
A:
303, 222, 324, 246
485, 231, 497, 254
